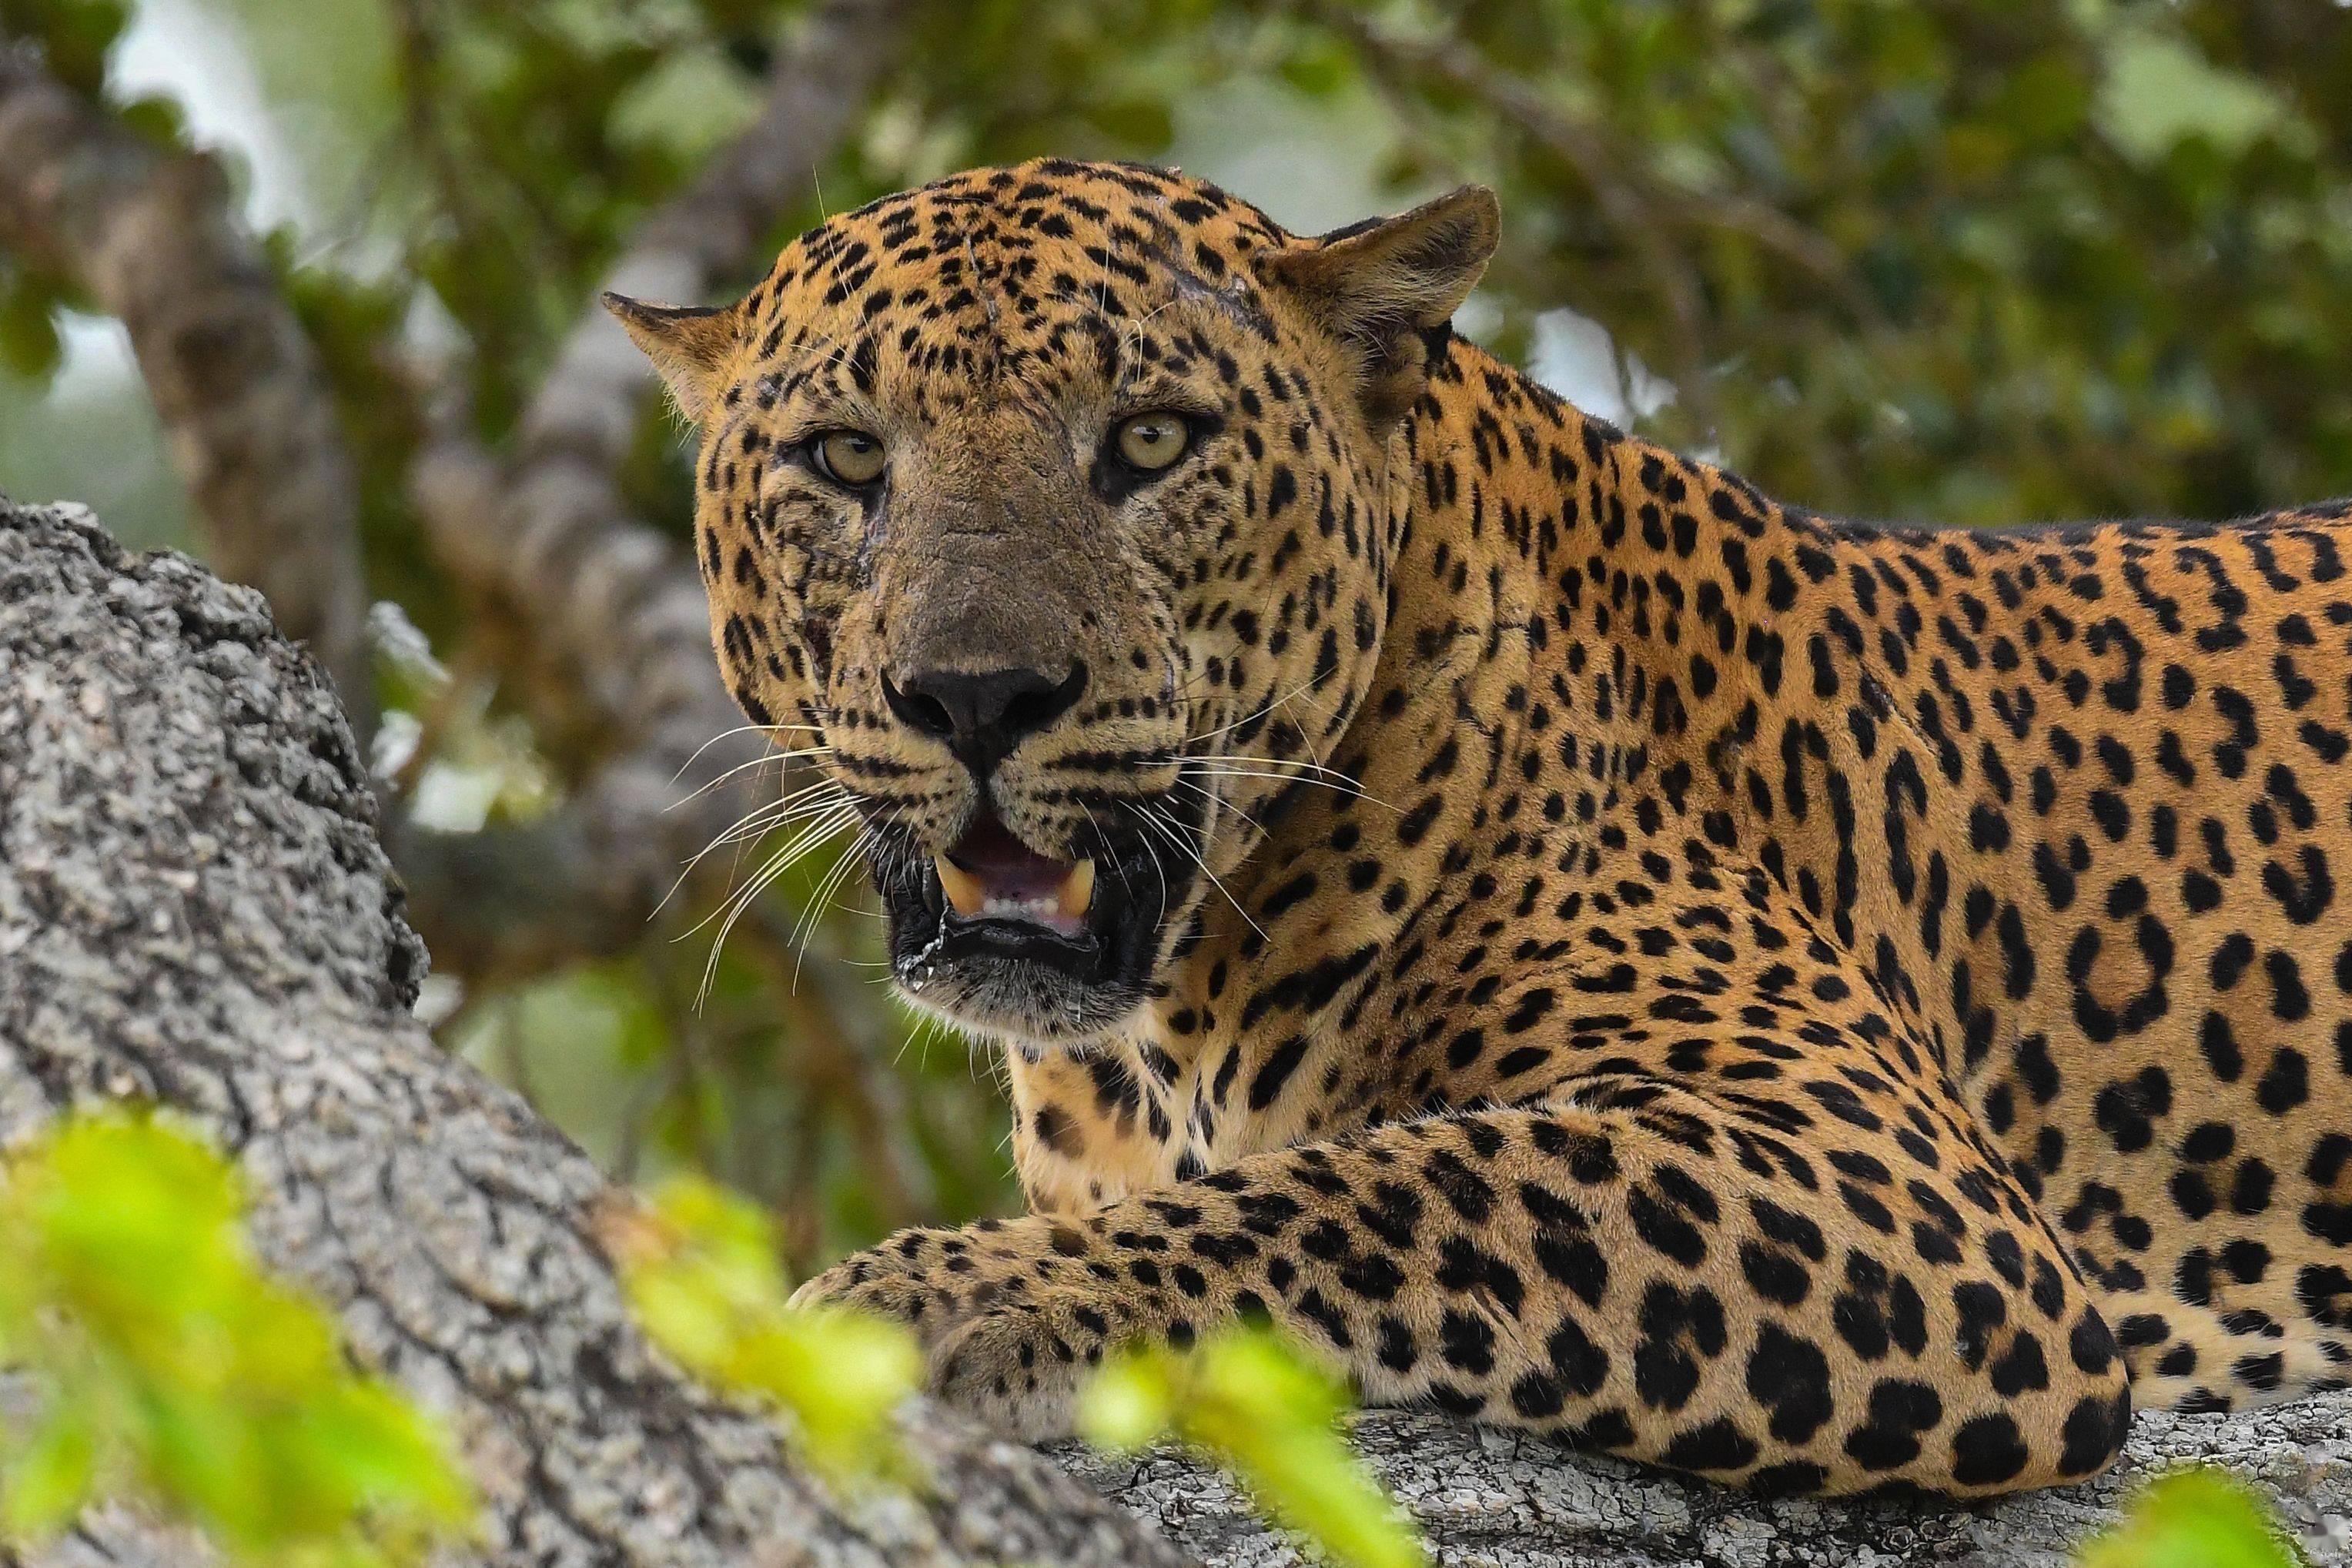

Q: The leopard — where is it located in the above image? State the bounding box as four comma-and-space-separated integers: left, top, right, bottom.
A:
611, 157, 2352, 1497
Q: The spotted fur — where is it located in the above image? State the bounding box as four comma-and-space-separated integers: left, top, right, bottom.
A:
616, 159, 2352, 1496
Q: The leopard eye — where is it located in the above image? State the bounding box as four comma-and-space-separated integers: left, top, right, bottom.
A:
811, 430, 885, 487
1112, 412, 1190, 473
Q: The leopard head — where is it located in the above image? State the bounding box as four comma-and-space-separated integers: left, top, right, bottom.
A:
614, 159, 1496, 1051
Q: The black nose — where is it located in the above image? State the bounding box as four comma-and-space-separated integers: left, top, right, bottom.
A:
883, 664, 1088, 775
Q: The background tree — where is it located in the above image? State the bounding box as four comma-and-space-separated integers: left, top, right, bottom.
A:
2, 0, 2350, 1282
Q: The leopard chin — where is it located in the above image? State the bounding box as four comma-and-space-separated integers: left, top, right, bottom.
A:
871, 801, 1198, 1046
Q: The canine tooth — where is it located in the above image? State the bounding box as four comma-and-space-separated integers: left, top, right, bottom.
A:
934, 854, 986, 918
1058, 858, 1097, 920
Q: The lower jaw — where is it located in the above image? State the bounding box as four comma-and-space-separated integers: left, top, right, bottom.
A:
893, 953, 1149, 1050
879, 869, 1176, 1044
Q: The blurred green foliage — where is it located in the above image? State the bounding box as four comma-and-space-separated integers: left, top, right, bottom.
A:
4, 0, 2352, 1313
1424, 0, 2352, 526
0, 1128, 2314, 1568
1083, 1325, 1426, 1568
616, 1169, 2310, 1568
2079, 1468, 2303, 1568
612, 1169, 1429, 1563
605, 1175, 922, 1483
0, 1113, 2315, 1567
0, 1112, 474, 1566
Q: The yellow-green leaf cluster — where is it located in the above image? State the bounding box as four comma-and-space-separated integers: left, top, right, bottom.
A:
605, 1176, 921, 1483
1079, 1324, 1424, 1568
0, 1112, 474, 1567
2077, 1468, 2303, 1568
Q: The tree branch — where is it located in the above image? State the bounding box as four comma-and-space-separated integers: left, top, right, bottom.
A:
0, 38, 375, 734
398, 429, 758, 983
518, 0, 918, 470
1063, 1397, 2352, 1567
399, 0, 915, 980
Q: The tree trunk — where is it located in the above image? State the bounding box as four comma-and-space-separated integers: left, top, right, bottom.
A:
2, 499, 2345, 1567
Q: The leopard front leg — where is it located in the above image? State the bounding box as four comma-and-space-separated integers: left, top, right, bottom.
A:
800, 1081, 2133, 1493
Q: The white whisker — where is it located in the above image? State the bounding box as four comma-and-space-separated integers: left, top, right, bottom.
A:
1183, 749, 1368, 785
1175, 776, 1263, 840
1181, 763, 1397, 814
652, 779, 858, 919
667, 721, 830, 785
664, 743, 835, 811
1126, 797, 1265, 944
791, 823, 878, 990
681, 799, 860, 964
1185, 668, 1343, 747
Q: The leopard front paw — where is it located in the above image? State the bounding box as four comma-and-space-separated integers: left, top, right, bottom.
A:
788, 1235, 973, 1345
927, 1289, 1141, 1441
788, 1220, 1152, 1437
788, 1222, 1063, 1348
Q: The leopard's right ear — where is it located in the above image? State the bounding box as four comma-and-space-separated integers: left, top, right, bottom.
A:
1258, 186, 1500, 429
604, 293, 744, 421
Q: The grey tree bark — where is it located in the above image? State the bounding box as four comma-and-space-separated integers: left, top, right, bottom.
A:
1062, 1398, 2351, 1567
2, 498, 2347, 1567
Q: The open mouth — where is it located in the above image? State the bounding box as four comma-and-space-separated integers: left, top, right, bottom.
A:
874, 799, 1198, 1036
931, 813, 1097, 942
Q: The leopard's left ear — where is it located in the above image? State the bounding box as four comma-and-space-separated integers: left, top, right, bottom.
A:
604, 293, 744, 421
1260, 186, 1500, 426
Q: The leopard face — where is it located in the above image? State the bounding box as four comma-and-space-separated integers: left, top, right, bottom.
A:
614, 160, 1496, 1050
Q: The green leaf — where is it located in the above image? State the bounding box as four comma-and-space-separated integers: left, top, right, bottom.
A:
1277, 38, 1356, 99
0, 1111, 476, 1565
0, 274, 63, 382
1076, 1352, 1173, 1450
1, 1409, 95, 1539
1079, 97, 1177, 151
607, 1179, 921, 1483
610, 45, 763, 163
1080, 1326, 1424, 1568
2077, 1469, 2301, 1568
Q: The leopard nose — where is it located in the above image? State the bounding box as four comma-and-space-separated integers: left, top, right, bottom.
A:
883, 664, 1088, 776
